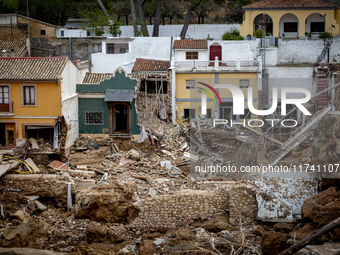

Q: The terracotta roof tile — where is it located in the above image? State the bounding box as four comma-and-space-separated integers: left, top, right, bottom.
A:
243, 0, 337, 10
0, 40, 27, 57
0, 57, 68, 81
132, 58, 170, 72
173, 39, 208, 49
82, 73, 113, 83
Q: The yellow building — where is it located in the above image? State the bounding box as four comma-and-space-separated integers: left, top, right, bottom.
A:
0, 57, 87, 156
172, 39, 261, 123
240, 0, 340, 38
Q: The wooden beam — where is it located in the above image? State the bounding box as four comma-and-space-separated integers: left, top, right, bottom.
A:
279, 216, 340, 255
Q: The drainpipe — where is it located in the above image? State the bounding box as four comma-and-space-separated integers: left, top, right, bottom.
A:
89, 45, 92, 73
69, 37, 72, 60
171, 57, 176, 124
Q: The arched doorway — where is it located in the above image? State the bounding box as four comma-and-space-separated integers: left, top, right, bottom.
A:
305, 13, 325, 33
254, 14, 273, 34
209, 43, 222, 62
279, 13, 299, 38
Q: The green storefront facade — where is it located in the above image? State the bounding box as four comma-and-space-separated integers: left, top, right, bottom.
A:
77, 69, 139, 135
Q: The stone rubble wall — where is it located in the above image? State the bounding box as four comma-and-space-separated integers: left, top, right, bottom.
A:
229, 186, 258, 226
128, 185, 258, 230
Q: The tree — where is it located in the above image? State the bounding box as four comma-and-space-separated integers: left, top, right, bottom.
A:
80, 8, 109, 36
137, 0, 149, 36
112, 1, 131, 25
129, 0, 138, 35
179, 0, 202, 39
194, 0, 217, 24
226, 0, 252, 23
160, 1, 182, 25
80, 8, 121, 37
17, 0, 73, 26
108, 19, 122, 37
0, 0, 18, 13
152, 0, 162, 36
144, 0, 156, 25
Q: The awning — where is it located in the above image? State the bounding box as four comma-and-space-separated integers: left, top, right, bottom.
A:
104, 90, 134, 102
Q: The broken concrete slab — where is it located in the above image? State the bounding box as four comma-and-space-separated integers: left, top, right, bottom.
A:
34, 200, 47, 211
0, 160, 20, 178
25, 158, 40, 173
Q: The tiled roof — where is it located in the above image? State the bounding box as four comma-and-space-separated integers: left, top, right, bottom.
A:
132, 58, 170, 72
243, 0, 337, 10
0, 40, 27, 57
0, 57, 68, 81
82, 73, 113, 83
173, 39, 208, 49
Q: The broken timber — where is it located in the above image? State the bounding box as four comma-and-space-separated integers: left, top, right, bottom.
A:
278, 215, 340, 255
244, 125, 283, 146
271, 105, 331, 166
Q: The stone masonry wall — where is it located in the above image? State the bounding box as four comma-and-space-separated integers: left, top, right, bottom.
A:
129, 189, 229, 231
31, 37, 102, 61
229, 185, 258, 226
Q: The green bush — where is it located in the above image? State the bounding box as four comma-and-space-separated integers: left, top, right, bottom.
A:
222, 29, 244, 40
254, 29, 264, 38
319, 32, 331, 39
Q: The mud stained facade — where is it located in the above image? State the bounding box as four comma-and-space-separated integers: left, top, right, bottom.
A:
77, 68, 139, 136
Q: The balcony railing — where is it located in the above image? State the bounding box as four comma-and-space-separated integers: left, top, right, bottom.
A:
175, 60, 259, 71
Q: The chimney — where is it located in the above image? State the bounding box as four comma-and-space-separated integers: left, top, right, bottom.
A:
2, 50, 7, 57
10, 49, 15, 57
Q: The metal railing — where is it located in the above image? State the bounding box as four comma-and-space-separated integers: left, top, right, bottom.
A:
175, 60, 258, 71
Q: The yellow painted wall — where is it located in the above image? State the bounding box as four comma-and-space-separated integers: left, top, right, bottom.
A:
0, 81, 61, 139
240, 9, 340, 37
175, 72, 259, 122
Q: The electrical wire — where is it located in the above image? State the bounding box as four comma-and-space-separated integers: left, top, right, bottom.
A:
3, 156, 35, 174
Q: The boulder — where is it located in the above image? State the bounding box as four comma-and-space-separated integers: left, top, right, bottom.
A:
261, 231, 288, 255
302, 187, 340, 225
87, 225, 108, 244
194, 213, 236, 232
273, 223, 295, 233
12, 210, 31, 223
139, 240, 155, 255
0, 220, 49, 249
74, 190, 121, 223
253, 225, 267, 236
290, 222, 315, 240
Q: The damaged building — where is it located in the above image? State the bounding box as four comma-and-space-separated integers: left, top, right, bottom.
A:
0, 56, 88, 157
77, 68, 139, 137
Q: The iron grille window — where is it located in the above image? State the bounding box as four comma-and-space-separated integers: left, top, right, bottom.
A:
84, 111, 104, 125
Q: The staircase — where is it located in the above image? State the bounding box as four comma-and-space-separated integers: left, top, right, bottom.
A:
317, 75, 328, 109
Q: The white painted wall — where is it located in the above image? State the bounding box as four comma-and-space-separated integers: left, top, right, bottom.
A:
216, 40, 258, 61
61, 60, 88, 154
267, 67, 316, 105
175, 49, 208, 61
134, 37, 172, 60
91, 37, 172, 73
58, 24, 241, 39
277, 37, 340, 65
61, 96, 78, 155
